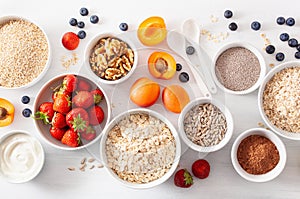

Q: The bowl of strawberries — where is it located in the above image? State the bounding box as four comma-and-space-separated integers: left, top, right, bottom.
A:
33, 73, 111, 150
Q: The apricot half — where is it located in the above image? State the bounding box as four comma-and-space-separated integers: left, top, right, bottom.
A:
162, 85, 190, 113
137, 16, 167, 46
148, 51, 176, 80
130, 77, 160, 107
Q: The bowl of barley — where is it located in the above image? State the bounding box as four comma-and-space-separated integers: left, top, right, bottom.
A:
99, 108, 181, 189
0, 16, 51, 89
258, 61, 300, 140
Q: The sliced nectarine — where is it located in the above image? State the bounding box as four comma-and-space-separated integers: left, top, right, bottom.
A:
148, 51, 176, 80
162, 85, 190, 113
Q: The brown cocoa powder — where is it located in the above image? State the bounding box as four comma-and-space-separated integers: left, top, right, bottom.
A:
237, 135, 279, 175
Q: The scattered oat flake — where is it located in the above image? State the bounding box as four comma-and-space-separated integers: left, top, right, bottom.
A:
98, 164, 104, 168
210, 15, 219, 23
68, 167, 75, 171
61, 53, 78, 69
90, 165, 95, 170
80, 163, 86, 170
258, 122, 265, 127
81, 157, 86, 165
269, 63, 275, 68
260, 33, 266, 38
88, 158, 95, 163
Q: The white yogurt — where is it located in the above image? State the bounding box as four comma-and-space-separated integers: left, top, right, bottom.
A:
0, 132, 44, 183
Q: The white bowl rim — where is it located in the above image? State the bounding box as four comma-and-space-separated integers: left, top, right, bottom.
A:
84, 32, 138, 85
0, 15, 52, 90
0, 130, 45, 183
99, 108, 181, 189
258, 61, 300, 140
231, 127, 287, 183
178, 97, 234, 153
33, 72, 112, 151
211, 41, 266, 95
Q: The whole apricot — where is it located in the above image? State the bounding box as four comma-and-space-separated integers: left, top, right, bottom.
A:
162, 85, 190, 113
148, 51, 176, 80
130, 77, 160, 107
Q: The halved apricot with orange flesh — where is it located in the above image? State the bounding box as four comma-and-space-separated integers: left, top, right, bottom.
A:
162, 85, 190, 113
130, 77, 160, 107
137, 16, 167, 46
148, 51, 176, 80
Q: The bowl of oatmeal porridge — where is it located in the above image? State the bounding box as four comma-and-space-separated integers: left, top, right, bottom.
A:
99, 108, 181, 189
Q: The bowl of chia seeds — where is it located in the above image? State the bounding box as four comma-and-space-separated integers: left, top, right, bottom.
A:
212, 42, 266, 95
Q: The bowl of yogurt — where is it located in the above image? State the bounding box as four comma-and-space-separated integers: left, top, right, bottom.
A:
0, 130, 45, 183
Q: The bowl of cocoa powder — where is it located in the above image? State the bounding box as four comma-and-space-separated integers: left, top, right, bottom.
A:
231, 128, 286, 182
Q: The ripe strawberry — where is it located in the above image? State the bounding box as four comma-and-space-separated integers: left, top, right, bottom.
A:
191, 159, 210, 179
88, 105, 104, 125
53, 95, 71, 114
72, 91, 94, 109
63, 74, 78, 93
52, 112, 67, 129
50, 126, 67, 141
174, 169, 193, 188
66, 108, 89, 132
52, 87, 71, 101
61, 128, 81, 147
77, 79, 92, 91
81, 125, 96, 141
90, 89, 104, 104
34, 102, 55, 124
62, 32, 80, 50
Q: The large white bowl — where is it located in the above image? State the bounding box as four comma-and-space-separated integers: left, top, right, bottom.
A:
231, 128, 286, 182
258, 61, 300, 140
99, 108, 181, 189
33, 73, 111, 150
211, 42, 266, 95
178, 97, 234, 153
0, 15, 51, 89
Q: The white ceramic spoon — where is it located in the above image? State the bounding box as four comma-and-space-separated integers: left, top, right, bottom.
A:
182, 19, 217, 94
167, 30, 211, 98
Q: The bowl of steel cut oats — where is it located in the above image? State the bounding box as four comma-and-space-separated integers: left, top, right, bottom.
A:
258, 61, 300, 140
85, 33, 138, 85
99, 108, 181, 189
178, 97, 234, 153
0, 16, 51, 89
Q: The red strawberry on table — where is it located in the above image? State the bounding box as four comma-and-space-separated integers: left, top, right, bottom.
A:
34, 102, 55, 124
66, 108, 89, 132
88, 105, 104, 125
52, 112, 67, 129
81, 125, 96, 141
90, 89, 104, 104
72, 91, 94, 109
63, 74, 78, 93
192, 159, 210, 179
53, 95, 71, 114
77, 79, 92, 91
174, 169, 193, 188
50, 126, 67, 141
61, 128, 81, 147
62, 32, 80, 51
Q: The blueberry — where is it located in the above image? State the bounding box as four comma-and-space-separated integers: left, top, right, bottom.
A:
297, 44, 300, 51
288, 38, 298, 47
228, 22, 238, 31
22, 108, 32, 118
295, 51, 300, 59
280, 33, 289, 41
77, 30, 86, 39
77, 21, 85, 28
176, 63, 182, 71
90, 15, 99, 24
251, 21, 261, 31
224, 10, 233, 18
265, 45, 275, 54
69, 18, 77, 26
21, 96, 30, 104
276, 52, 285, 61
286, 17, 295, 26
119, 23, 128, 31
179, 72, 189, 82
276, 17, 285, 25
186, 46, 195, 55
80, 7, 89, 16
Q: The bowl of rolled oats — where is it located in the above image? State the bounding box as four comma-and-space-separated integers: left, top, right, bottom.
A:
0, 16, 51, 89
258, 61, 300, 140
85, 33, 138, 85
99, 108, 181, 189
178, 97, 234, 153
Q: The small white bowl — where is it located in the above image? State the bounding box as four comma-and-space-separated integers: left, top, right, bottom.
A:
211, 42, 266, 95
231, 128, 286, 182
0, 15, 51, 90
258, 61, 300, 140
33, 73, 111, 150
178, 97, 234, 153
0, 130, 45, 183
99, 108, 181, 189
84, 33, 138, 85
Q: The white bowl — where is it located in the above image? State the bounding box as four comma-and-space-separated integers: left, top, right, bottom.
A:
84, 33, 138, 85
231, 128, 286, 182
0, 130, 45, 183
0, 15, 51, 89
258, 61, 300, 140
99, 108, 181, 189
178, 97, 234, 153
33, 73, 111, 150
211, 42, 266, 95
